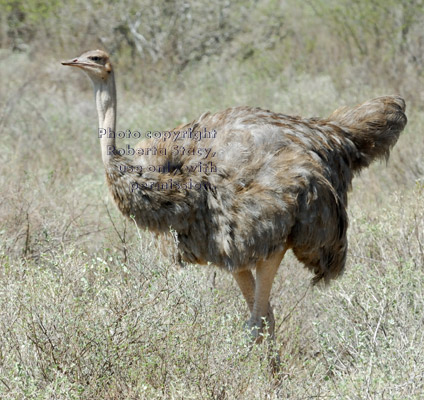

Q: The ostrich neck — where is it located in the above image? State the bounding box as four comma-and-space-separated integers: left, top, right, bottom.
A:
93, 72, 117, 166
91, 70, 200, 237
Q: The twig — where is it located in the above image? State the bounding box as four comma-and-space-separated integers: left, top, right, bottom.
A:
277, 284, 311, 330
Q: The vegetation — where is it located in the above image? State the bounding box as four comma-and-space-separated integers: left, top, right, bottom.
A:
0, 0, 423, 398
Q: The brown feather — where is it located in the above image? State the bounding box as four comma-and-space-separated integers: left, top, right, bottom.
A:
104, 99, 407, 283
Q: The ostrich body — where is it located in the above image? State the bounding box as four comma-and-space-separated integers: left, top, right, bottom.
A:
62, 50, 407, 341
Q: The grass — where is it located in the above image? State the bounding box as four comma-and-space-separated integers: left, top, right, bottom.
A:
1, 6, 424, 397
1, 188, 423, 399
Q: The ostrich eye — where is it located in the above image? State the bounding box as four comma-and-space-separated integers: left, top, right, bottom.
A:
90, 56, 101, 62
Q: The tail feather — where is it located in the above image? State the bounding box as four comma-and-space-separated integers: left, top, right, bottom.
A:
328, 95, 407, 171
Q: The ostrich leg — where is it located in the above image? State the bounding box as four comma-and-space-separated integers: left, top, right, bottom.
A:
233, 249, 286, 342
233, 269, 255, 312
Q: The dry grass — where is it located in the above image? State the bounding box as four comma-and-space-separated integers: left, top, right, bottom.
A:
1, 2, 424, 398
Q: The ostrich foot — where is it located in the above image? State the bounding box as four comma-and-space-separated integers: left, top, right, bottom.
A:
246, 304, 276, 343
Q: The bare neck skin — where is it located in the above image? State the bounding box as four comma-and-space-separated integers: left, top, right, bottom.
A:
92, 71, 117, 166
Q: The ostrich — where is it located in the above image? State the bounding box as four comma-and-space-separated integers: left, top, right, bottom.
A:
62, 49, 407, 342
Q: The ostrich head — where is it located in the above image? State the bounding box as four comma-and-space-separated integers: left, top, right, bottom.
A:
61, 49, 112, 82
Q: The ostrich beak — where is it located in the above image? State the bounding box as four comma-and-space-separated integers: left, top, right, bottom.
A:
61, 58, 93, 68
61, 58, 80, 66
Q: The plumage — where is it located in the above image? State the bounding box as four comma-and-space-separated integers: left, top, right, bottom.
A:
106, 101, 406, 282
